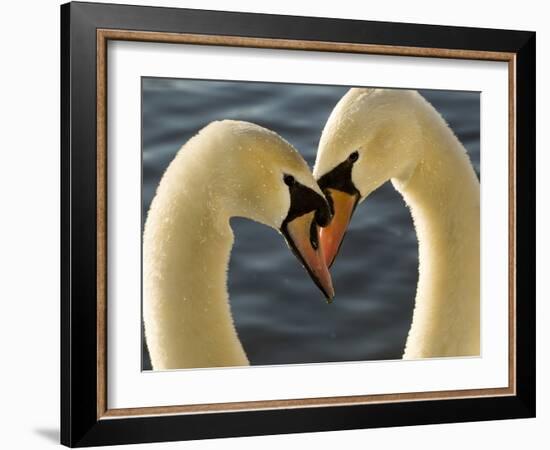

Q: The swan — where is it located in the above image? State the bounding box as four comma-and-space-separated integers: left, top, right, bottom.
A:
313, 88, 480, 359
143, 120, 334, 370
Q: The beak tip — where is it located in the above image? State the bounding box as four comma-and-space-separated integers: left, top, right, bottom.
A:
324, 285, 335, 303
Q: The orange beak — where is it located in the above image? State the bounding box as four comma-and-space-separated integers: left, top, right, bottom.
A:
319, 189, 359, 268
283, 211, 335, 302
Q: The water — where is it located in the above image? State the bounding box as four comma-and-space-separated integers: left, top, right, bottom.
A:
142, 78, 480, 369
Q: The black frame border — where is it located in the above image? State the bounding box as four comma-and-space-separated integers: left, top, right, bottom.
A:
61, 2, 535, 447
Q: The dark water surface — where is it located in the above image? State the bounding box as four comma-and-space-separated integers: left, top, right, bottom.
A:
142, 78, 480, 370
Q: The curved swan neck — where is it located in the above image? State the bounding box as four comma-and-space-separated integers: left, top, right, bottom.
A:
393, 103, 480, 358
143, 149, 248, 370
143, 120, 326, 370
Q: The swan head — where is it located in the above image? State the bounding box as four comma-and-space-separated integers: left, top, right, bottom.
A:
195, 120, 334, 300
313, 88, 422, 267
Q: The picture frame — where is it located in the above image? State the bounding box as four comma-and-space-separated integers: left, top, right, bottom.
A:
60, 1, 535, 447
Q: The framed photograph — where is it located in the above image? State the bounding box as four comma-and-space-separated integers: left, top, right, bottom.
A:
61, 1, 535, 447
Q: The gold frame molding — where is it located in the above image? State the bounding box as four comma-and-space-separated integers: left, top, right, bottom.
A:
96, 29, 517, 420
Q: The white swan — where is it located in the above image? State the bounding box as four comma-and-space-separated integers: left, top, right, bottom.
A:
143, 120, 334, 370
313, 88, 480, 359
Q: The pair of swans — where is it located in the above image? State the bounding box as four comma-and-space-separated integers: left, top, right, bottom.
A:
143, 88, 480, 370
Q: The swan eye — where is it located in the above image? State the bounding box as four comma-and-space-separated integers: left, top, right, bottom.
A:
283, 174, 295, 186
348, 151, 359, 163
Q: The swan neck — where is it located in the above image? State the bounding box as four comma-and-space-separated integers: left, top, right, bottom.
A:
143, 153, 248, 369
394, 118, 480, 358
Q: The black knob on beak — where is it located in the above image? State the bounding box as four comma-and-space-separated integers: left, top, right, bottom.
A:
314, 199, 332, 228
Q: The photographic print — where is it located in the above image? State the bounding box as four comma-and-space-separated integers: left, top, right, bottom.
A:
141, 79, 480, 371
62, 5, 535, 445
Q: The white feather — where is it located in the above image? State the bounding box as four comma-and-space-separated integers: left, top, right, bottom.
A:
314, 89, 480, 358
143, 120, 322, 369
